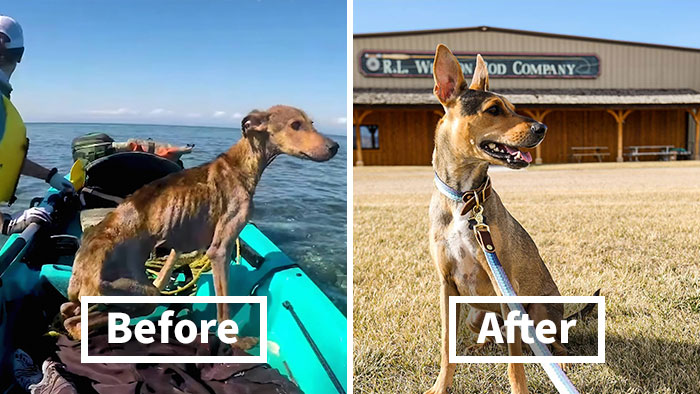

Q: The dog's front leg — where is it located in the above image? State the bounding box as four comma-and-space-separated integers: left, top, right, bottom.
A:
425, 279, 460, 394
206, 206, 249, 323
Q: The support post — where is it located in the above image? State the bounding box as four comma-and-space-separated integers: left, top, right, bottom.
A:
687, 108, 700, 160
606, 109, 633, 163
353, 109, 373, 166
522, 109, 552, 165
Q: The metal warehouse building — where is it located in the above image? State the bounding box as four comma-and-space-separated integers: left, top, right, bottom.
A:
353, 26, 700, 165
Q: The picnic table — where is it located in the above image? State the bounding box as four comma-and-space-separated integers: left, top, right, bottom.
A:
570, 146, 610, 163
624, 145, 681, 161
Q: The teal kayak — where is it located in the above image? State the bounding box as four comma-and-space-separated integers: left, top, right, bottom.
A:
0, 186, 347, 393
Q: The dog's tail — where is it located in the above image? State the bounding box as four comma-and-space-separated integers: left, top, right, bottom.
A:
564, 289, 601, 321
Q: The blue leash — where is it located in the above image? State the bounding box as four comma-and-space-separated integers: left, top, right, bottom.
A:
435, 173, 580, 394
482, 248, 579, 394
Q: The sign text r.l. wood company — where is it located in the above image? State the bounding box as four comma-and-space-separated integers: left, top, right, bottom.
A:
360, 51, 600, 79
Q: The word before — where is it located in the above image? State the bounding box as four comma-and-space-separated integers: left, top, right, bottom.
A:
477, 310, 576, 345
108, 310, 239, 345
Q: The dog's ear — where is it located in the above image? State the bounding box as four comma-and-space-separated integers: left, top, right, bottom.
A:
433, 44, 466, 105
469, 54, 489, 91
241, 110, 270, 137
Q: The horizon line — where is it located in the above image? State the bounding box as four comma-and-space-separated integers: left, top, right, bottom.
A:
25, 121, 347, 137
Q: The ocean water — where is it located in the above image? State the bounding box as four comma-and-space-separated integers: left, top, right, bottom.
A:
0, 123, 347, 311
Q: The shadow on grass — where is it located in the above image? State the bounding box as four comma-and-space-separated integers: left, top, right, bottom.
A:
590, 332, 699, 393
354, 330, 700, 394
451, 317, 699, 393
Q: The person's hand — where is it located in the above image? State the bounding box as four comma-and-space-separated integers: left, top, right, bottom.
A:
46, 168, 75, 194
1, 207, 53, 235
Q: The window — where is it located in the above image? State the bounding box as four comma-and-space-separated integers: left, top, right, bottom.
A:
353, 124, 379, 149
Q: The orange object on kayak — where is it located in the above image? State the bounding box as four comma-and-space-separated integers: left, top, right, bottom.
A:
113, 139, 194, 162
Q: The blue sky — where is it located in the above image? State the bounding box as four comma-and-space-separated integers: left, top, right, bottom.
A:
354, 0, 700, 49
3, 1, 347, 133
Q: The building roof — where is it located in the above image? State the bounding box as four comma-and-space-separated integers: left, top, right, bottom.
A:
354, 26, 700, 54
353, 88, 700, 107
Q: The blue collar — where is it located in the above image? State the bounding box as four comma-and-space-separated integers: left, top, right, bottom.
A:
434, 172, 463, 201
434, 172, 493, 215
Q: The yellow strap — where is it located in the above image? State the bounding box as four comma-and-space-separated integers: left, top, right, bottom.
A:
159, 255, 211, 295
147, 237, 241, 295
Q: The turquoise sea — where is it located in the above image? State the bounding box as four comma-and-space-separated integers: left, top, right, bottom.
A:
0, 123, 347, 310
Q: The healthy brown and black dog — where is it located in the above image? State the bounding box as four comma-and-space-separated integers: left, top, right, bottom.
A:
61, 105, 339, 340
425, 45, 567, 394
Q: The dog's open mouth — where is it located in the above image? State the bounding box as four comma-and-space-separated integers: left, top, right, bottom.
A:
480, 141, 532, 168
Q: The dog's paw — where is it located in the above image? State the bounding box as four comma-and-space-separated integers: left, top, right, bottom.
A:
60, 301, 80, 319
63, 316, 82, 340
423, 386, 447, 394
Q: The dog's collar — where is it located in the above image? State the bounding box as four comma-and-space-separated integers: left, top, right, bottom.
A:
434, 173, 492, 216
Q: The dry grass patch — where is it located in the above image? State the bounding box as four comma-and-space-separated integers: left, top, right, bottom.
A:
354, 162, 700, 394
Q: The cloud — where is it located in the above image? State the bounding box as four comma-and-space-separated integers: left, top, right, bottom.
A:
231, 112, 243, 119
150, 108, 174, 116
213, 111, 227, 118
185, 112, 202, 118
86, 107, 139, 116
336, 117, 347, 124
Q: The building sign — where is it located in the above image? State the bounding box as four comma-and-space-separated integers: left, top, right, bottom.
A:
359, 51, 600, 79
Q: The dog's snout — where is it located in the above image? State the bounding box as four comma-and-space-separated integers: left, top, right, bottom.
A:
530, 122, 547, 137
327, 141, 339, 156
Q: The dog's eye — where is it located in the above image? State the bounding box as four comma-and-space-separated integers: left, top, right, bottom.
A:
486, 105, 501, 116
291, 121, 302, 131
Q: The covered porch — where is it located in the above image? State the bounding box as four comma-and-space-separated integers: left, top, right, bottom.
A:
353, 89, 700, 165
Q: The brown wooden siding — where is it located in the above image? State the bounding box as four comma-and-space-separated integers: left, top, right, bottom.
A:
528, 109, 688, 163
353, 108, 688, 165
353, 110, 441, 165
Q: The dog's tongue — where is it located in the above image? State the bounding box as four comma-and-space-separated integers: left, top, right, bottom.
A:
503, 145, 532, 163
504, 145, 533, 163
504, 145, 519, 155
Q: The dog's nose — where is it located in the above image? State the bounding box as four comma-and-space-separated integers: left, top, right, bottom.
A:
327, 142, 339, 155
531, 122, 547, 137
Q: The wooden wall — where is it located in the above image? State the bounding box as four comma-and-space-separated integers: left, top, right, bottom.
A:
353, 109, 441, 165
528, 109, 688, 163
353, 108, 689, 165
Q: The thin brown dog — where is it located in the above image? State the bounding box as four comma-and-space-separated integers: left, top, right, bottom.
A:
61, 105, 339, 340
425, 46, 567, 394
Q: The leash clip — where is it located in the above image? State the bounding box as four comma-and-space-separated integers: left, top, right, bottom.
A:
471, 205, 495, 252
471, 205, 485, 225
